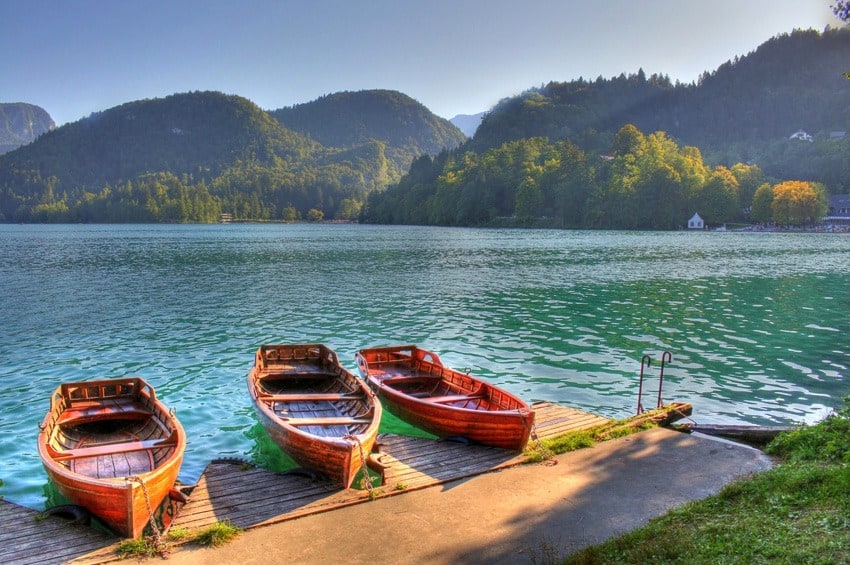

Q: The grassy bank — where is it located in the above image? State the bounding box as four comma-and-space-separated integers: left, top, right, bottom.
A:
564, 399, 850, 564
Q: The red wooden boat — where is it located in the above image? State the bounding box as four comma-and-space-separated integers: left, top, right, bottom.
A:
247, 344, 382, 489
355, 345, 535, 450
37, 377, 186, 539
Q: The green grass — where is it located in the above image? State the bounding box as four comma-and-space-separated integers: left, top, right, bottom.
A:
561, 398, 850, 564
164, 526, 192, 542
524, 407, 664, 463
116, 537, 160, 559
191, 520, 242, 548
115, 520, 242, 558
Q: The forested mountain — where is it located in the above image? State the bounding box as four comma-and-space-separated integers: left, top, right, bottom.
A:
4, 92, 316, 188
0, 103, 55, 154
0, 90, 457, 223
470, 28, 850, 184
271, 90, 466, 182
2, 29, 846, 226
362, 29, 848, 230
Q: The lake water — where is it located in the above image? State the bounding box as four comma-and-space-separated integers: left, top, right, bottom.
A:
1, 224, 848, 510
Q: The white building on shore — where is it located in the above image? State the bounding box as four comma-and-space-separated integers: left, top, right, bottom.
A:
687, 213, 704, 229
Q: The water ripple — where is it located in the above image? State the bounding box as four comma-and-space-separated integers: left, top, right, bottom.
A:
0, 224, 848, 509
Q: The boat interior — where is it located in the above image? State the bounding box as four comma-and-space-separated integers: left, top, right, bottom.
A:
45, 382, 178, 479
256, 372, 374, 437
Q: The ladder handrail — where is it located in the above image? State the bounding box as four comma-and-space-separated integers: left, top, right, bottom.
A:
657, 351, 672, 409
636, 354, 652, 414
636, 351, 672, 415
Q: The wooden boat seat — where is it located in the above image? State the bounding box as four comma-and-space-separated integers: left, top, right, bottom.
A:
365, 368, 405, 379
260, 392, 361, 402
57, 401, 153, 425
426, 394, 484, 404
51, 437, 177, 461
381, 376, 441, 386
362, 358, 412, 366
284, 416, 373, 426
261, 364, 331, 374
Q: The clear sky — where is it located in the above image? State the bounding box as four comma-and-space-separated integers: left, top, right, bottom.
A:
0, 0, 838, 126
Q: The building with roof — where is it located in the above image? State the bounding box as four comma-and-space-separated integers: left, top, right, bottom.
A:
687, 212, 704, 229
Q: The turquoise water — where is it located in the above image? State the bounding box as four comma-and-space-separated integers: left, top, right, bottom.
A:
1, 224, 848, 509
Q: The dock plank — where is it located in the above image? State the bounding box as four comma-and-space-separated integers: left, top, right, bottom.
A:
168, 401, 606, 536
0, 500, 116, 565
3, 402, 610, 564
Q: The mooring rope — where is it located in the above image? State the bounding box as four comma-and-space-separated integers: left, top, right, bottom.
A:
344, 434, 374, 495
127, 475, 169, 558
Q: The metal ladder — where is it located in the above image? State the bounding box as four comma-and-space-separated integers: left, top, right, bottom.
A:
636, 351, 672, 415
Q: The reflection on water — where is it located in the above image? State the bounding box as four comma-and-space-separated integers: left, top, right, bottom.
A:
0, 224, 848, 509
245, 422, 298, 471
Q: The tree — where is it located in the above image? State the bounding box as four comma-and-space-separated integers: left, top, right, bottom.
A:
611, 124, 647, 157
637, 163, 685, 229
548, 141, 594, 226
730, 163, 765, 207
771, 180, 828, 225
835, 2, 850, 78
697, 166, 740, 225
750, 183, 774, 223
630, 132, 690, 228
306, 208, 324, 222
515, 176, 543, 221
335, 198, 361, 221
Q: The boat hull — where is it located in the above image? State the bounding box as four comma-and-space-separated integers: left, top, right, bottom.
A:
37, 378, 185, 539
247, 344, 382, 489
356, 345, 534, 451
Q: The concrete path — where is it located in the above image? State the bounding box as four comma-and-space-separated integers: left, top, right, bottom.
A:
142, 427, 773, 564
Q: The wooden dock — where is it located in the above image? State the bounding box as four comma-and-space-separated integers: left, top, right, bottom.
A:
0, 500, 115, 564
4, 402, 609, 564
172, 402, 608, 531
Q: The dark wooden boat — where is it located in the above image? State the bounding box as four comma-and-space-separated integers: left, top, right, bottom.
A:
247, 344, 382, 489
355, 345, 535, 450
37, 377, 186, 539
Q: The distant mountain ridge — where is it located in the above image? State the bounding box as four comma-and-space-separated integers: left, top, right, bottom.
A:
361, 28, 850, 229
271, 89, 466, 182
2, 91, 315, 189
471, 28, 850, 167
450, 112, 486, 137
0, 103, 55, 154
2, 28, 847, 224
0, 90, 464, 222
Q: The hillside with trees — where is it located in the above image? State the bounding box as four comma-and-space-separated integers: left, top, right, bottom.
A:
361, 124, 829, 229
0, 91, 458, 223
271, 89, 466, 183
361, 28, 848, 229
0, 103, 55, 154
470, 28, 849, 188
1, 29, 846, 226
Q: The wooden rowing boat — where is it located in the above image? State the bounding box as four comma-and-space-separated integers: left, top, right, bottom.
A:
247, 344, 382, 489
355, 345, 535, 451
37, 377, 186, 539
